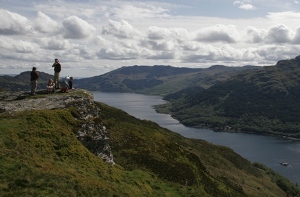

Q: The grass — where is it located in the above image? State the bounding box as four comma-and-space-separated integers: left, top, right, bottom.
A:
0, 103, 203, 196
97, 102, 300, 197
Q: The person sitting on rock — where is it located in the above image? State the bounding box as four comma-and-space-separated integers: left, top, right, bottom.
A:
68, 76, 73, 89
60, 76, 70, 93
47, 79, 55, 94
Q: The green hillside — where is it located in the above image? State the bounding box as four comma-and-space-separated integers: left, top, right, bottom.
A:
75, 65, 259, 95
1, 91, 298, 196
155, 56, 300, 138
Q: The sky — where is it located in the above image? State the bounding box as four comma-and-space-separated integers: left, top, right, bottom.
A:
1, 0, 300, 78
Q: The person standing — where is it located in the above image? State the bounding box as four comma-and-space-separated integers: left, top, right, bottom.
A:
30, 67, 39, 95
52, 58, 61, 89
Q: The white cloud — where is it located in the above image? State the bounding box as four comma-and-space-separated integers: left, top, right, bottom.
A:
0, 9, 32, 35
37, 38, 71, 50
245, 24, 298, 44
195, 25, 238, 43
293, 27, 300, 44
110, 4, 169, 19
147, 26, 173, 40
79, 47, 96, 60
181, 42, 201, 51
63, 16, 96, 39
266, 11, 300, 28
239, 4, 256, 10
94, 36, 107, 46
265, 24, 292, 43
147, 26, 190, 42
147, 51, 175, 60
256, 45, 300, 61
97, 43, 140, 60
0, 36, 37, 53
246, 26, 265, 43
102, 20, 142, 39
182, 44, 243, 63
33, 11, 62, 34
141, 39, 177, 51
233, 0, 256, 10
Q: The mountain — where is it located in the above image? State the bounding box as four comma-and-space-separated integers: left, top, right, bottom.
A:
0, 89, 299, 196
74, 65, 260, 95
0, 71, 53, 91
156, 56, 300, 138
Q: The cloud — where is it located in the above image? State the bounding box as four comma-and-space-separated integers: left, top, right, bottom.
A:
141, 39, 177, 51
147, 51, 175, 60
147, 26, 173, 40
256, 45, 300, 61
246, 27, 265, 43
265, 24, 292, 43
147, 26, 190, 42
266, 11, 300, 20
97, 43, 140, 60
0, 36, 43, 63
33, 11, 62, 34
62, 16, 96, 39
95, 36, 107, 46
195, 25, 237, 43
239, 4, 256, 10
110, 4, 169, 19
182, 44, 243, 63
0, 36, 37, 53
102, 20, 142, 39
0, 9, 32, 35
245, 25, 297, 44
233, 0, 256, 10
37, 38, 71, 50
79, 47, 96, 60
179, 41, 300, 65
292, 27, 300, 44
181, 42, 202, 51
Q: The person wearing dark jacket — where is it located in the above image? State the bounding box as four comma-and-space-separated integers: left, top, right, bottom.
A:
52, 58, 61, 89
30, 67, 39, 95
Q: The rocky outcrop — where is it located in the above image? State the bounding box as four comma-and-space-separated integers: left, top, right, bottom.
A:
0, 89, 114, 164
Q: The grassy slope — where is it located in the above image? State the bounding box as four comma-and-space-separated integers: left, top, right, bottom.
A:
0, 95, 298, 196
97, 102, 298, 197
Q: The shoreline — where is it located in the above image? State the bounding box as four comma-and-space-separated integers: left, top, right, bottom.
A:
154, 108, 300, 141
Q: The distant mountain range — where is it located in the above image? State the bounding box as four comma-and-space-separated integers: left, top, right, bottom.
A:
0, 65, 258, 93
0, 71, 53, 91
3, 57, 300, 138
74, 64, 260, 95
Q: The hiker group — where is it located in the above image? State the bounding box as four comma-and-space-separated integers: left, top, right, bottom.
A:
30, 58, 74, 95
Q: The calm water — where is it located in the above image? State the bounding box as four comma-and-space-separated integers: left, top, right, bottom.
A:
93, 92, 300, 185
